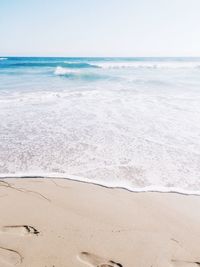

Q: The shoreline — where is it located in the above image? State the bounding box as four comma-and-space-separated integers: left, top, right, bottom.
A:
1, 173, 200, 196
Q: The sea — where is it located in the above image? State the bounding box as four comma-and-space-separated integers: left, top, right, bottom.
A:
0, 57, 200, 194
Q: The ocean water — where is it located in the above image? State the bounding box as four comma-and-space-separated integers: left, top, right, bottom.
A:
0, 57, 200, 193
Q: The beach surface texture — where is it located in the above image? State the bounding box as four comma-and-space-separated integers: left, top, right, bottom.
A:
0, 178, 200, 267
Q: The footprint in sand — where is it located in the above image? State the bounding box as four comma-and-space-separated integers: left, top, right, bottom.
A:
77, 252, 123, 267
0, 246, 22, 266
0, 225, 39, 265
1, 225, 39, 236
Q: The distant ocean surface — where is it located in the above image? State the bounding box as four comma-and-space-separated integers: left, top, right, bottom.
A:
0, 57, 200, 193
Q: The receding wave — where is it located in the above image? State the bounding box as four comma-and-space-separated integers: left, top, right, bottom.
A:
1, 173, 200, 196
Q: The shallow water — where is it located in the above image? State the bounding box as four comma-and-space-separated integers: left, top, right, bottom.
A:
0, 57, 200, 192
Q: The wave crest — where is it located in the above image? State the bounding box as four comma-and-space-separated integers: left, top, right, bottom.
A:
3, 61, 100, 68
64, 62, 100, 68
54, 66, 109, 81
54, 66, 80, 76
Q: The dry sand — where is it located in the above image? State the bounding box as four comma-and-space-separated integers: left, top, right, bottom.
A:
0, 178, 200, 267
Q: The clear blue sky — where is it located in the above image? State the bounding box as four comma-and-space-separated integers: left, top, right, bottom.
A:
1, 0, 200, 56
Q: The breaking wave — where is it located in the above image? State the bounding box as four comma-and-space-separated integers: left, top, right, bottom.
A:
2, 58, 200, 70
95, 62, 200, 69
54, 66, 81, 75
54, 66, 110, 81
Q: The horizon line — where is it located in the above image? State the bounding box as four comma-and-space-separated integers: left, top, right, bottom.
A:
2, 55, 200, 58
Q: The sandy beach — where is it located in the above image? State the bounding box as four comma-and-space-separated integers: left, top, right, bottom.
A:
0, 178, 199, 266
1, 0, 200, 266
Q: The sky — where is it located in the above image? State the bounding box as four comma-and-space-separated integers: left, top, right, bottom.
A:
1, 0, 200, 57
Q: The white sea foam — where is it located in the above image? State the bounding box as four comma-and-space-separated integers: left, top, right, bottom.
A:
96, 61, 200, 69
54, 66, 80, 75
1, 88, 200, 193
0, 57, 8, 60
1, 58, 200, 194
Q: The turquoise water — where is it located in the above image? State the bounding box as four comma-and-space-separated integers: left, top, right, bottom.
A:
0, 57, 200, 192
